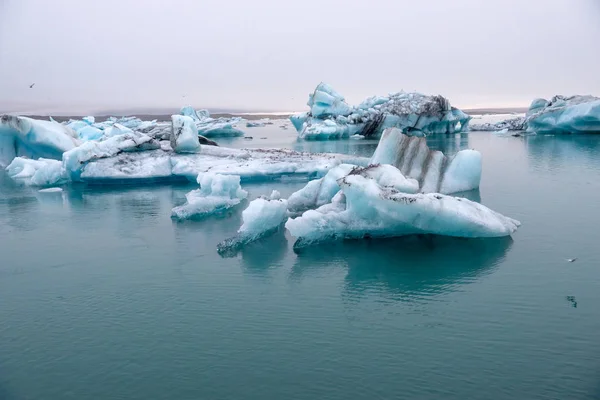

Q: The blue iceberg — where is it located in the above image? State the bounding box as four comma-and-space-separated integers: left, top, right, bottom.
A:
291, 83, 471, 140
525, 95, 600, 134
0, 115, 80, 167
285, 171, 520, 246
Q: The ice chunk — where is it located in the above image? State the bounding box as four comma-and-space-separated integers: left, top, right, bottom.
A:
308, 82, 353, 118
217, 196, 289, 253
289, 112, 309, 131
369, 128, 481, 194
285, 173, 520, 245
287, 164, 356, 212
246, 119, 272, 128
469, 115, 526, 132
5, 157, 67, 186
292, 83, 471, 140
171, 173, 248, 220
0, 115, 79, 167
525, 95, 600, 134
38, 187, 63, 193
171, 115, 201, 153
180, 106, 244, 137
439, 150, 482, 194
63, 131, 160, 179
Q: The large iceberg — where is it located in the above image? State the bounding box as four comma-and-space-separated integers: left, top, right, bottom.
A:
525, 95, 600, 134
291, 83, 471, 140
0, 115, 79, 167
285, 171, 520, 246
171, 173, 248, 220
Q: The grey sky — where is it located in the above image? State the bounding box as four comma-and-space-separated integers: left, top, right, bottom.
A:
1, 0, 599, 114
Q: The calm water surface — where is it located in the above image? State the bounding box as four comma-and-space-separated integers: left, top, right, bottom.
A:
1, 124, 600, 399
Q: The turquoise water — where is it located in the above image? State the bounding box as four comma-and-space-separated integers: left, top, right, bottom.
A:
1, 127, 600, 399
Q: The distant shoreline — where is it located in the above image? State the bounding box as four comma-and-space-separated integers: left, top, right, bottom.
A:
18, 107, 528, 123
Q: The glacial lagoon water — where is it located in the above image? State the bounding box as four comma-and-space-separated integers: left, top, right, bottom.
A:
1, 124, 600, 399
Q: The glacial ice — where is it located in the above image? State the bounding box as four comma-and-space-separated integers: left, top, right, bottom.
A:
179, 106, 244, 137
525, 95, 600, 134
291, 83, 471, 140
217, 195, 289, 254
287, 164, 357, 212
285, 172, 520, 245
469, 115, 526, 132
38, 187, 63, 193
5, 157, 66, 186
246, 119, 272, 128
0, 115, 79, 167
171, 115, 201, 153
171, 173, 248, 220
370, 128, 481, 194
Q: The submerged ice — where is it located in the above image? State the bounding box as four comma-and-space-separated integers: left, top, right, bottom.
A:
291, 83, 471, 140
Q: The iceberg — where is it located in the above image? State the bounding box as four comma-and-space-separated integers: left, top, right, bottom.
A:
217, 193, 289, 253
5, 157, 66, 186
469, 115, 526, 132
62, 131, 160, 179
0, 115, 79, 167
171, 115, 201, 153
171, 173, 248, 220
285, 172, 520, 245
179, 106, 244, 137
246, 119, 272, 128
525, 95, 600, 134
369, 128, 481, 194
291, 83, 471, 140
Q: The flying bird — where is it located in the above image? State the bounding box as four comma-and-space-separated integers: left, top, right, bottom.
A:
566, 258, 578, 263
29, 83, 35, 88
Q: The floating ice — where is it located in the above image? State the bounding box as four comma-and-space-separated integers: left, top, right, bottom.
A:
469, 115, 526, 132
5, 157, 66, 186
308, 83, 353, 118
285, 172, 520, 245
0, 115, 79, 167
217, 195, 289, 253
171, 115, 201, 153
179, 106, 244, 137
62, 131, 160, 179
370, 128, 481, 194
38, 187, 63, 193
287, 164, 356, 212
525, 95, 600, 134
246, 119, 272, 128
291, 83, 471, 140
171, 173, 248, 220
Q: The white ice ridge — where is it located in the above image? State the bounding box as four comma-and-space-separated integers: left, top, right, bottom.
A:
369, 128, 481, 194
469, 115, 526, 132
285, 171, 520, 245
171, 173, 248, 220
290, 83, 471, 140
0, 115, 80, 167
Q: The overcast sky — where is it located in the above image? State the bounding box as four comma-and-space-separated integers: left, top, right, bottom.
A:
1, 0, 599, 114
